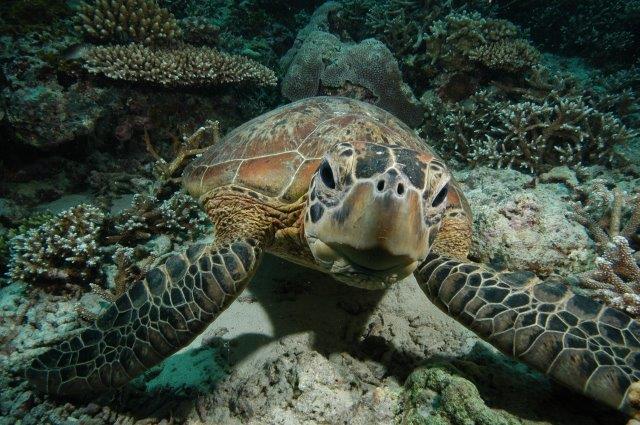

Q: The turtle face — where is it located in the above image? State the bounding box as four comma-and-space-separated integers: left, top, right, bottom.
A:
304, 141, 451, 289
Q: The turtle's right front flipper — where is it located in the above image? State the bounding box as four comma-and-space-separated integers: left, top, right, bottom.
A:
415, 253, 640, 415
26, 238, 262, 395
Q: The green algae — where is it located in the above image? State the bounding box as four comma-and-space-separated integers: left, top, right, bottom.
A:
400, 363, 521, 425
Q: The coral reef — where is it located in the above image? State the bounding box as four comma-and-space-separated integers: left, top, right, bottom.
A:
0, 0, 72, 35
0, 33, 121, 148
421, 85, 634, 173
107, 191, 209, 246
0, 228, 624, 424
425, 11, 540, 75
572, 182, 640, 316
0, 211, 54, 273
199, 350, 400, 424
7, 205, 105, 287
592, 63, 640, 129
579, 236, 640, 316
163, 0, 323, 71
145, 119, 220, 180
282, 28, 423, 126
1, 0, 640, 423
331, 0, 491, 88
497, 0, 640, 66
84, 43, 277, 87
467, 39, 540, 73
75, 0, 181, 45
280, 1, 340, 67
573, 182, 640, 251
6, 190, 209, 289
178, 16, 220, 46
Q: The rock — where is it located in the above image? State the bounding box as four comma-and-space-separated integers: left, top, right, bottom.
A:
196, 349, 400, 424
0, 198, 25, 224
539, 166, 579, 187
281, 4, 423, 127
1, 34, 120, 148
458, 167, 595, 276
400, 363, 520, 425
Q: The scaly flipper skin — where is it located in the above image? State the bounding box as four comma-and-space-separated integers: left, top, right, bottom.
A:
415, 253, 640, 415
26, 238, 263, 395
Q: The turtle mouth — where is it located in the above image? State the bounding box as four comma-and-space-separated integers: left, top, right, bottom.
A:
308, 237, 419, 289
332, 257, 419, 290
330, 243, 416, 272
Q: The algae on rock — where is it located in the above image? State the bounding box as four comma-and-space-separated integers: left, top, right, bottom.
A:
400, 363, 520, 425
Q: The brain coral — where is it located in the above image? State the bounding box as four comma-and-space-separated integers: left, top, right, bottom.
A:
281, 30, 423, 127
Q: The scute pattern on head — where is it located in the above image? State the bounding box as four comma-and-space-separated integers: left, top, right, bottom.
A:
183, 97, 434, 203
302, 139, 459, 289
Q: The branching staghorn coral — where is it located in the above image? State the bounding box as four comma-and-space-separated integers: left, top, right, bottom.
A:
334, 0, 490, 77
573, 184, 640, 316
425, 11, 539, 74
7, 205, 105, 286
573, 183, 640, 251
144, 120, 220, 180
106, 191, 209, 246
467, 39, 540, 73
422, 88, 633, 173
75, 0, 181, 45
579, 236, 640, 316
6, 191, 209, 289
84, 43, 277, 87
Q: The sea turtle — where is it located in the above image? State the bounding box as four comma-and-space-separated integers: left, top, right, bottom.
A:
27, 97, 640, 416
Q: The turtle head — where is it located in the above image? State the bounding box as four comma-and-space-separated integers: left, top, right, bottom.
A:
304, 141, 451, 289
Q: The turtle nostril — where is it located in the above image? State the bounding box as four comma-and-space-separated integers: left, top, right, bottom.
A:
397, 183, 405, 195
377, 180, 385, 191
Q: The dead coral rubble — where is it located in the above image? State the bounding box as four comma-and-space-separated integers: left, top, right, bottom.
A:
75, 0, 181, 45
85, 43, 277, 87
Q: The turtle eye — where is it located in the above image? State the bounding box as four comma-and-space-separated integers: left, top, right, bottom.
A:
432, 184, 448, 207
319, 160, 336, 189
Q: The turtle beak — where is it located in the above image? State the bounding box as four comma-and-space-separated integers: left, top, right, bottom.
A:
311, 178, 431, 276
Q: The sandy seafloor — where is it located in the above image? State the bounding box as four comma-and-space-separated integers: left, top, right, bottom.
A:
1, 162, 637, 425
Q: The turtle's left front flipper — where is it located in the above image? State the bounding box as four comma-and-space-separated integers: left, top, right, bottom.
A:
415, 253, 640, 415
26, 237, 263, 395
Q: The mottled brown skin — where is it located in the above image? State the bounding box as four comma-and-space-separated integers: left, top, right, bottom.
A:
27, 97, 640, 417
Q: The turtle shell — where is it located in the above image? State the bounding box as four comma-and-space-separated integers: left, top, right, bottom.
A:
183, 97, 465, 210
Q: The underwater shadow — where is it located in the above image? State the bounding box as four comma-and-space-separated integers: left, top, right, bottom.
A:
215, 253, 390, 364
224, 255, 630, 424
86, 254, 629, 423
450, 342, 628, 424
